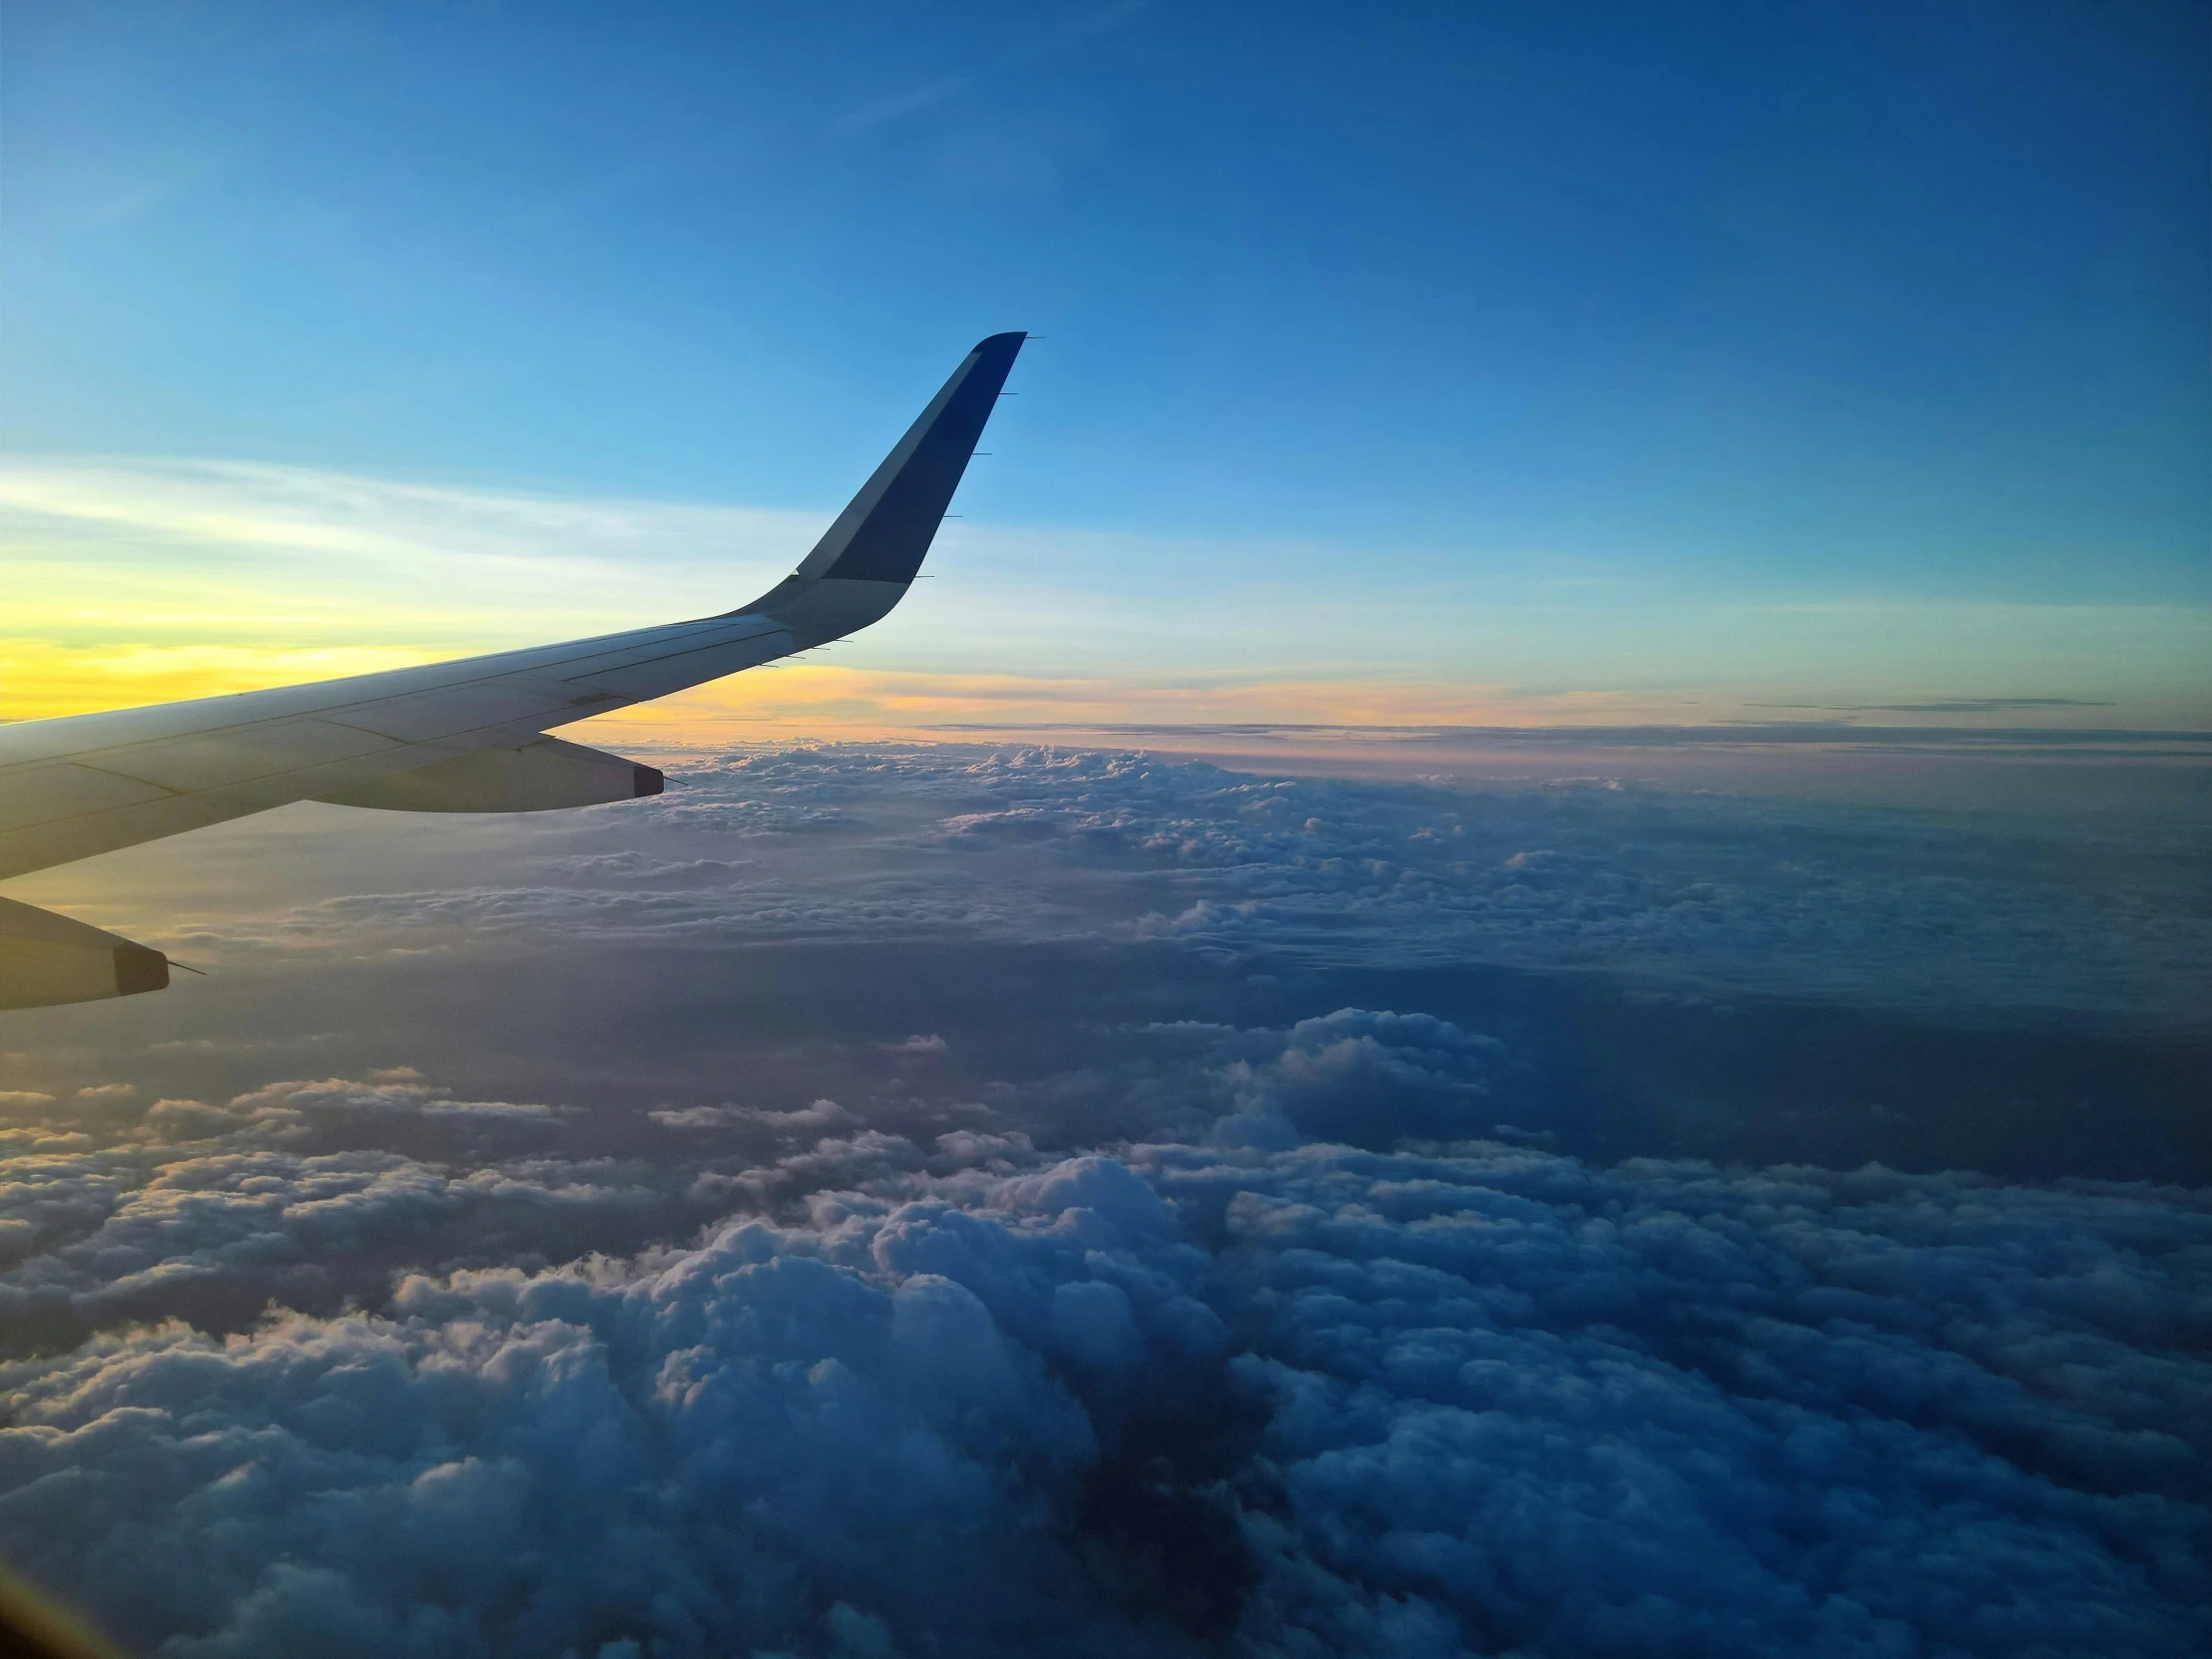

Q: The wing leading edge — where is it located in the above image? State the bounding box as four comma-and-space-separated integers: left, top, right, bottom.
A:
0, 331, 1025, 1006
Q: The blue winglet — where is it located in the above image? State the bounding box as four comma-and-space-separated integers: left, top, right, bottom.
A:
812, 332, 1027, 585
725, 333, 1026, 634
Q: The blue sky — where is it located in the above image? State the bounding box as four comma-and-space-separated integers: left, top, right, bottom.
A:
3, 0, 2207, 723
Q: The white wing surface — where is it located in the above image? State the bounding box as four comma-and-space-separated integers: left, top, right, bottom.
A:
0, 332, 1026, 1006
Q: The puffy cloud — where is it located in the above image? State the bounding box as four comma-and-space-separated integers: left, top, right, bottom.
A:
647, 1105, 754, 1131
0, 1170, 1184, 1656
227, 1078, 566, 1122
0, 1100, 2204, 1657
1143, 1144, 2212, 1657
0, 1079, 669, 1332
650, 1099, 860, 1138
1211, 1008, 1505, 1149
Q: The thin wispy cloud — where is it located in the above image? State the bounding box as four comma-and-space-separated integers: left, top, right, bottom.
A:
828, 1, 1146, 135
829, 75, 975, 137
1774, 697, 2118, 714
0, 455, 819, 580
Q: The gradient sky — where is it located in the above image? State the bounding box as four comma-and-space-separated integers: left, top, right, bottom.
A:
3, 0, 2207, 730
5, 15, 2212, 1649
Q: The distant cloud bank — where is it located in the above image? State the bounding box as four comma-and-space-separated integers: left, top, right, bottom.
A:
174, 746, 2212, 1023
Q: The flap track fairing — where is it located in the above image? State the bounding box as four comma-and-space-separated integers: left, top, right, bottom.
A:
0, 896, 171, 1010
310, 738, 663, 814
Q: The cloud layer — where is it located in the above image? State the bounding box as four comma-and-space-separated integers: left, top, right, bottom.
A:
4, 743, 2207, 1654
1, 1013, 2206, 1657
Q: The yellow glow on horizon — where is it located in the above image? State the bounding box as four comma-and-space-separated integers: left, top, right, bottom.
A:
0, 639, 443, 723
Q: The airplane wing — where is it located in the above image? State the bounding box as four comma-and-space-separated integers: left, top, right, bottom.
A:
0, 331, 1026, 1008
